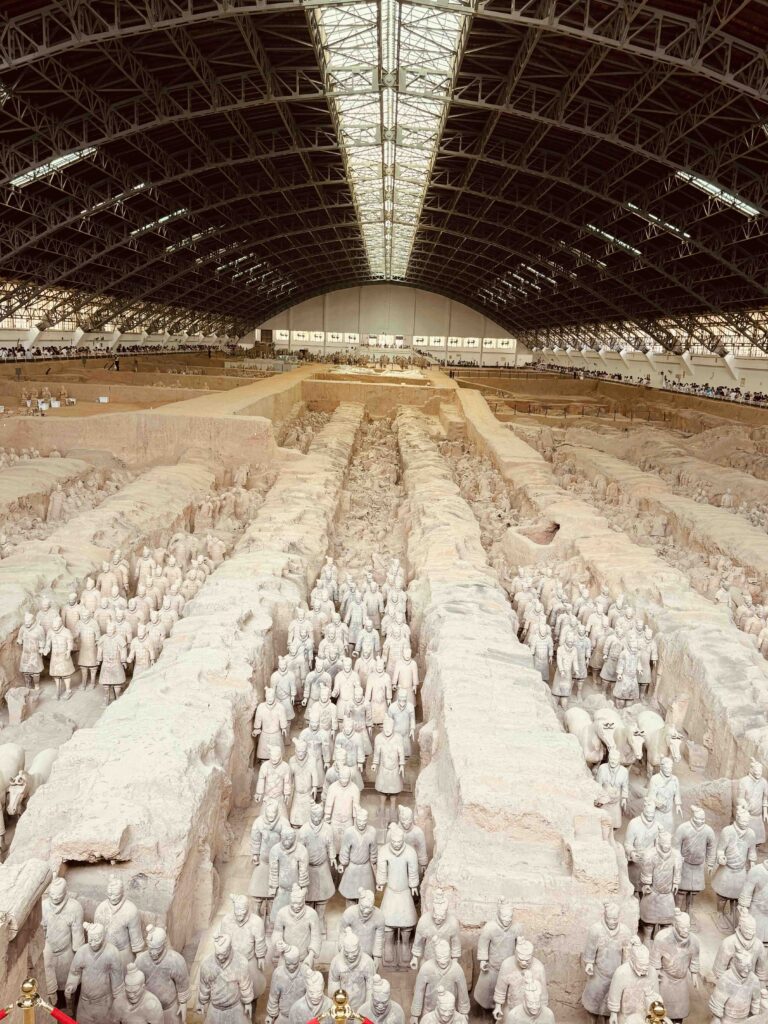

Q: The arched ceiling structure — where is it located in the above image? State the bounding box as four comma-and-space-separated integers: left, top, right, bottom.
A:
0, 0, 767, 351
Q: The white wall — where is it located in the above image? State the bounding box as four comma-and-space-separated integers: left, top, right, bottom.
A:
257, 284, 511, 339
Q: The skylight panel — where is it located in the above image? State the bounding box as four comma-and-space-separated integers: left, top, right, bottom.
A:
11, 147, 97, 188
586, 224, 641, 257
626, 202, 690, 239
129, 208, 188, 237
311, 0, 469, 278
675, 170, 759, 217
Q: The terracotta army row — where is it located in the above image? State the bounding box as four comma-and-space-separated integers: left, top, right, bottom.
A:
42, 875, 189, 1024
510, 569, 658, 709
15, 530, 229, 702
0, 444, 45, 464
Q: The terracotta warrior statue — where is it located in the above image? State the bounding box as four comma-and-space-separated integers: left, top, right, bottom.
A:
372, 716, 406, 823
64, 922, 125, 1024
327, 927, 376, 1008
198, 932, 254, 1023
296, 804, 335, 936
339, 889, 385, 971
44, 614, 76, 700
507, 980, 553, 1024
737, 760, 768, 846
638, 831, 683, 941
253, 689, 289, 761
272, 884, 321, 969
134, 925, 190, 1024
606, 942, 659, 1024
410, 940, 470, 1024
712, 805, 757, 927
338, 807, 378, 905
17, 611, 45, 690
265, 943, 307, 1024
288, 970, 331, 1024
268, 823, 309, 923
249, 798, 282, 920
581, 902, 632, 1024
672, 805, 716, 913
419, 986, 468, 1024
94, 875, 145, 967
493, 938, 548, 1019
97, 620, 128, 706
650, 910, 700, 1024
411, 888, 461, 971
708, 950, 761, 1024
112, 963, 164, 1024
474, 897, 520, 1011
377, 824, 420, 967
219, 895, 267, 1009
42, 877, 85, 1010
360, 975, 405, 1024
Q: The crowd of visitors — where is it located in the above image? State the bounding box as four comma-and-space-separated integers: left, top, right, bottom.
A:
0, 340, 221, 363
534, 361, 768, 408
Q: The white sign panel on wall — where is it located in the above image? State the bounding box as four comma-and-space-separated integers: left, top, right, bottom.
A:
344, 333, 360, 346
429, 336, 445, 348
483, 338, 497, 349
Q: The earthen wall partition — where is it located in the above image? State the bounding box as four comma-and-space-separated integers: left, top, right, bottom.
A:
553, 443, 768, 583
395, 407, 636, 1017
0, 457, 95, 519
455, 389, 768, 778
6, 402, 364, 956
300, 376, 452, 417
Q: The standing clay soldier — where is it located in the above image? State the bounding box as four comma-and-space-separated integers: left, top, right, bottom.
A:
288, 739, 317, 827
44, 615, 76, 700
613, 637, 641, 708
265, 944, 307, 1024
76, 610, 101, 689
373, 716, 406, 823
134, 925, 190, 1024
528, 618, 552, 684
17, 611, 45, 690
737, 760, 768, 845
713, 805, 757, 926
112, 964, 164, 1024
419, 987, 468, 1024
673, 806, 716, 913
62, 592, 81, 640
255, 747, 292, 818
249, 798, 282, 919
37, 596, 60, 635
340, 889, 385, 970
392, 648, 419, 703
647, 758, 683, 835
709, 950, 761, 1024
411, 940, 470, 1024
42, 877, 85, 1009
274, 884, 321, 970
272, 885, 321, 969
581, 902, 632, 1024
325, 766, 361, 849
606, 943, 659, 1024
638, 627, 658, 699
475, 898, 521, 1011
398, 806, 429, 879
198, 933, 254, 1023
507, 980, 554, 1024
650, 911, 700, 1024
551, 634, 577, 707
600, 630, 624, 691
389, 690, 416, 759
268, 824, 309, 921
220, 895, 267, 1005
65, 922, 125, 1024
253, 690, 289, 761
272, 658, 298, 723
361, 976, 405, 1024
493, 939, 548, 1019
299, 709, 332, 787
639, 832, 683, 941
94, 875, 145, 967
411, 889, 461, 971
47, 483, 66, 522
288, 971, 332, 1024
297, 805, 336, 935
625, 798, 662, 894
595, 749, 629, 831
97, 621, 128, 706
339, 808, 378, 904
377, 824, 420, 967
367, 657, 393, 726
573, 625, 592, 699
127, 624, 155, 677
328, 928, 376, 1008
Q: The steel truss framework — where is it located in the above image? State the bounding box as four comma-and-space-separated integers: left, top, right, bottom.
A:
0, 0, 767, 349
